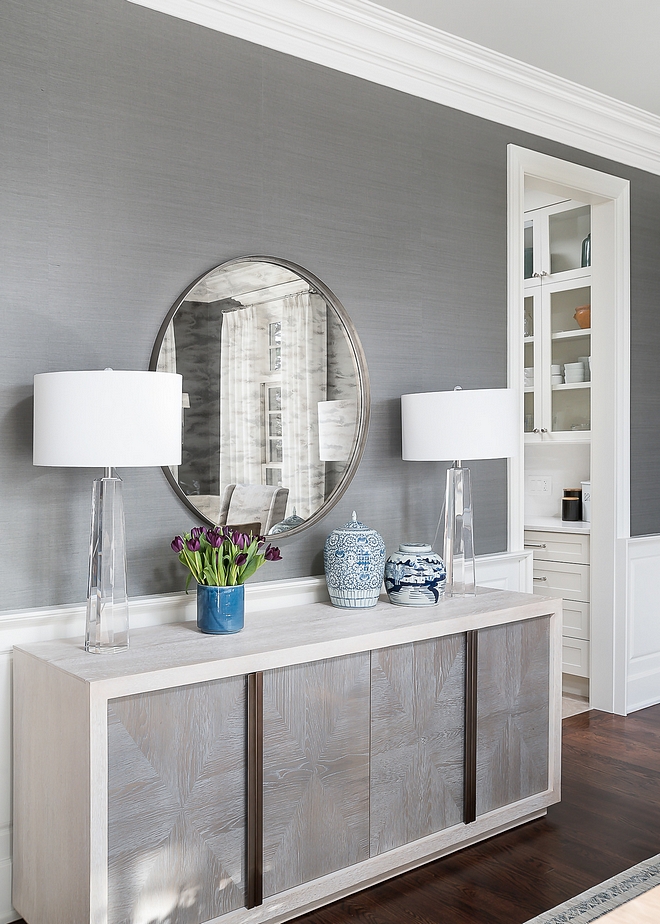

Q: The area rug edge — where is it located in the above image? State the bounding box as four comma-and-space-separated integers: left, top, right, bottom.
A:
523, 854, 660, 924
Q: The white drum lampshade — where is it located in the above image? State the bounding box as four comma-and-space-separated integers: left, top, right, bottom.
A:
33, 370, 183, 468
401, 388, 519, 595
33, 370, 183, 653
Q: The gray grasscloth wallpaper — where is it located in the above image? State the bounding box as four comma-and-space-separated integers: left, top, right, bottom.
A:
2, 0, 659, 611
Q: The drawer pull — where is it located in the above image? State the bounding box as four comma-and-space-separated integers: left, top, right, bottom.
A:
533, 576, 548, 582
525, 542, 547, 549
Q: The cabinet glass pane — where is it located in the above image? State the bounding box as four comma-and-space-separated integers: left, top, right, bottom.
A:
551, 286, 591, 334
524, 221, 534, 279
548, 205, 590, 274
524, 391, 535, 433
524, 296, 534, 338
552, 385, 590, 433
552, 334, 590, 381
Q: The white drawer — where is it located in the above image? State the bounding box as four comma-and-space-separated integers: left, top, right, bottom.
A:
562, 601, 590, 640
533, 560, 590, 602
525, 530, 590, 564
562, 637, 590, 678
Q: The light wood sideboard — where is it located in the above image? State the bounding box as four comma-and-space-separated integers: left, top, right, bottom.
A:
13, 588, 562, 924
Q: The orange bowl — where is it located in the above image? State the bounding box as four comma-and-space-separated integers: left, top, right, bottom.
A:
574, 304, 591, 329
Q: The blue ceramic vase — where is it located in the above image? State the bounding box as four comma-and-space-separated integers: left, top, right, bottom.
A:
324, 511, 386, 608
197, 584, 245, 634
385, 543, 446, 606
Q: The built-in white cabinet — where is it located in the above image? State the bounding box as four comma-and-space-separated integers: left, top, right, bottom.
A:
524, 200, 592, 441
526, 527, 590, 679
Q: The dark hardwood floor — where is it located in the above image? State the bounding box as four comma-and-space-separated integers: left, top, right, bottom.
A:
17, 706, 660, 924
291, 705, 660, 924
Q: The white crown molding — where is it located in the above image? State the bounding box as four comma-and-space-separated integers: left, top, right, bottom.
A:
127, 0, 660, 176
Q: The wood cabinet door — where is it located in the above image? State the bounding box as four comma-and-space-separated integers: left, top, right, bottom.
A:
476, 616, 550, 815
262, 653, 370, 897
107, 676, 247, 924
370, 634, 465, 855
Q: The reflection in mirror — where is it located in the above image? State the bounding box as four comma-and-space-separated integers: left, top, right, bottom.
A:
151, 257, 369, 537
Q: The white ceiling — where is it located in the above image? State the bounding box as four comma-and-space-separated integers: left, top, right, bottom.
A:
373, 0, 660, 117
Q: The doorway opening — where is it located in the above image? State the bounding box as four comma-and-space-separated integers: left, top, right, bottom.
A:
507, 146, 630, 714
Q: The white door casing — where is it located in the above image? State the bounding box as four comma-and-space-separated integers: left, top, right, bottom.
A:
507, 145, 630, 715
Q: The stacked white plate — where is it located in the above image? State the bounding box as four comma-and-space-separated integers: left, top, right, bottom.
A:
551, 363, 563, 385
524, 366, 534, 387
564, 361, 585, 383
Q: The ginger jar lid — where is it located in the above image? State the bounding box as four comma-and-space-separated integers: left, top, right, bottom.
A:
334, 511, 376, 535
398, 542, 433, 554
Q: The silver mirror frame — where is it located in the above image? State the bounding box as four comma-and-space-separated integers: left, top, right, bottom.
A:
149, 255, 371, 538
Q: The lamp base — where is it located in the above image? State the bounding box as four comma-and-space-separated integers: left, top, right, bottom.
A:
85, 470, 129, 653
442, 462, 476, 596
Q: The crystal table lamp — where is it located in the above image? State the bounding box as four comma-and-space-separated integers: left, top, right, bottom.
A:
401, 387, 518, 596
33, 370, 182, 652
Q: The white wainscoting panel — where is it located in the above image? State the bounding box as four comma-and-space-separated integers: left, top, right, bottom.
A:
476, 550, 533, 594
627, 535, 660, 712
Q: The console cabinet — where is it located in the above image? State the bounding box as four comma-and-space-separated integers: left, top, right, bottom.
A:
13, 589, 561, 924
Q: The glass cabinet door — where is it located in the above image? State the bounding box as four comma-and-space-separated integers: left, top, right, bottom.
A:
524, 296, 536, 433
549, 284, 591, 434
548, 205, 590, 275
523, 199, 592, 442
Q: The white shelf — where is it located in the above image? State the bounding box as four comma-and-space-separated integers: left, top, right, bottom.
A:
552, 382, 590, 390
552, 328, 591, 340
524, 336, 534, 344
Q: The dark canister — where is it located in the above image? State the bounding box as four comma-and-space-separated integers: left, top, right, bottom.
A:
562, 488, 582, 522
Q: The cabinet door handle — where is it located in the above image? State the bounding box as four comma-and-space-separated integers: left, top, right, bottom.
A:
533, 576, 548, 582
525, 542, 547, 549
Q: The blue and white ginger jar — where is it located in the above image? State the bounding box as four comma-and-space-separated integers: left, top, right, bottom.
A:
385, 543, 446, 606
324, 511, 386, 608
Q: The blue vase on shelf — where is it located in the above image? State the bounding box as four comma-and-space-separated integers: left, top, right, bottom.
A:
385, 543, 446, 606
196, 584, 245, 634
324, 511, 386, 608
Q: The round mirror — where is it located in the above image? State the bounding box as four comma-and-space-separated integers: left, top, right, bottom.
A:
150, 256, 370, 537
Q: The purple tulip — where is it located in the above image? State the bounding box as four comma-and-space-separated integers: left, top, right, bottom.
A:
264, 545, 282, 562
191, 526, 204, 540
186, 536, 201, 552
235, 552, 248, 567
171, 536, 184, 553
205, 528, 223, 548
232, 531, 249, 550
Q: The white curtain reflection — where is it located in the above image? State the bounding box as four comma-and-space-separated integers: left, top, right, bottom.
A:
156, 320, 177, 375
156, 321, 179, 482
218, 306, 263, 487
280, 293, 327, 519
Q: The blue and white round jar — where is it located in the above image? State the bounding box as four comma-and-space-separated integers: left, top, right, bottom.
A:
324, 511, 386, 608
385, 543, 446, 606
